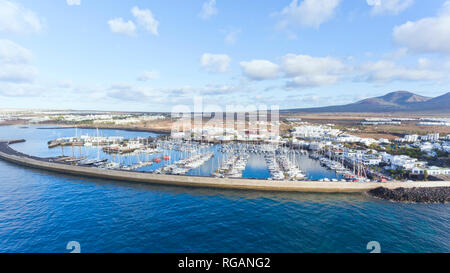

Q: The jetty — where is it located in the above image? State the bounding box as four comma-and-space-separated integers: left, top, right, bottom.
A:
0, 140, 449, 193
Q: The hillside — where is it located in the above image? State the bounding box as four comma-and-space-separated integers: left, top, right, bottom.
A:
283, 91, 449, 113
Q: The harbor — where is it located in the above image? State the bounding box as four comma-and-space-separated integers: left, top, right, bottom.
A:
41, 129, 359, 182
0, 126, 449, 193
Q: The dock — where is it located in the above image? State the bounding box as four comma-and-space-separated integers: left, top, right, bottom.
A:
7, 139, 25, 145
0, 140, 449, 193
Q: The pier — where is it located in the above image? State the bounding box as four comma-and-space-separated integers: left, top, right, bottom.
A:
7, 139, 25, 145
0, 140, 449, 193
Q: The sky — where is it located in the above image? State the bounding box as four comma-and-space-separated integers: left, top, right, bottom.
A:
0, 0, 450, 112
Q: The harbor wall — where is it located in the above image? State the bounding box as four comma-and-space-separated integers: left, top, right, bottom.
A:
0, 143, 449, 193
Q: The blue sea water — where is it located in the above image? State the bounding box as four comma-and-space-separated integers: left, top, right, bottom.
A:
0, 126, 448, 253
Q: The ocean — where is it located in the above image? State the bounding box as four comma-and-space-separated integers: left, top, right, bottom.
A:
0, 126, 448, 253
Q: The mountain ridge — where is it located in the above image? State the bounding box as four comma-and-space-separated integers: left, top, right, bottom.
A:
282, 91, 449, 113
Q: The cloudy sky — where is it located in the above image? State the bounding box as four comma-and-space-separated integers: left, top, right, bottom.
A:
1, 0, 450, 111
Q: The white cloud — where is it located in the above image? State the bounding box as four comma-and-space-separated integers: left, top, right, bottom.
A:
108, 18, 136, 36
281, 54, 346, 77
0, 0, 42, 34
201, 53, 231, 73
0, 64, 38, 83
0, 39, 37, 83
366, 0, 414, 15
287, 75, 339, 88
95, 82, 247, 104
445, 60, 450, 70
137, 70, 160, 81
0, 39, 33, 64
240, 60, 279, 80
198, 84, 242, 95
240, 54, 347, 86
66, 0, 81, 6
281, 54, 347, 87
277, 0, 341, 29
384, 47, 409, 60
417, 58, 431, 69
360, 60, 443, 83
0, 82, 43, 97
225, 29, 241, 45
58, 80, 73, 88
393, 1, 450, 54
240, 53, 444, 88
106, 84, 160, 101
131, 6, 159, 36
199, 0, 218, 20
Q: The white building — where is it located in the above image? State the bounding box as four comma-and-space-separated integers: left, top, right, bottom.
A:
396, 134, 419, 143
362, 155, 382, 165
292, 125, 341, 139
421, 133, 440, 142
417, 122, 450, 126
404, 134, 419, 142
383, 154, 418, 170
359, 138, 378, 146
214, 135, 233, 141
336, 134, 361, 143
171, 132, 187, 139
420, 142, 434, 152
443, 144, 450, 153
411, 166, 450, 176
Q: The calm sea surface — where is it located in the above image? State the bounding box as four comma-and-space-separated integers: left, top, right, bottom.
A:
0, 126, 448, 253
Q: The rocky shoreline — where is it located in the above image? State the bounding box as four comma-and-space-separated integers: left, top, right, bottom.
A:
368, 187, 450, 203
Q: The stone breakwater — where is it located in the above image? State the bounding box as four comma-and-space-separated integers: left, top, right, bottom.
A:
368, 187, 450, 203
1, 140, 450, 194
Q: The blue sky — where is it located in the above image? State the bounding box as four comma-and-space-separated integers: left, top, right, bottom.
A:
0, 0, 450, 111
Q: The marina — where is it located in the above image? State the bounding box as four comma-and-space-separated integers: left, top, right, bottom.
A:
1, 126, 449, 194
40, 128, 358, 182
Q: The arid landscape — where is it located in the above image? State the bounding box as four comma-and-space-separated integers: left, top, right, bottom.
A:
4, 91, 448, 141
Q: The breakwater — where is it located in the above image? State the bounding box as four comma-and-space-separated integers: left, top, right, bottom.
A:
1, 140, 449, 193
368, 187, 450, 203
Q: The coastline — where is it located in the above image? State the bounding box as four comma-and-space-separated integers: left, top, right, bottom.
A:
368, 187, 449, 203
0, 122, 171, 135
35, 123, 171, 135
1, 140, 449, 194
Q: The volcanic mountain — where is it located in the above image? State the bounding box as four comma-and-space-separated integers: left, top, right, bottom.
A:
283, 91, 449, 113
